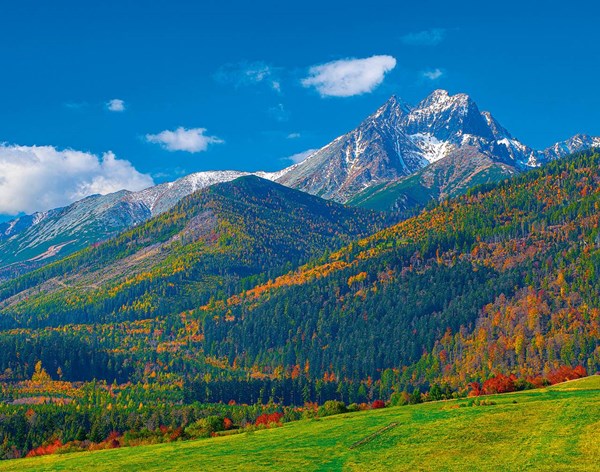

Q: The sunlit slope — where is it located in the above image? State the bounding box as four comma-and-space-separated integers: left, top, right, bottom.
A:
2, 376, 598, 472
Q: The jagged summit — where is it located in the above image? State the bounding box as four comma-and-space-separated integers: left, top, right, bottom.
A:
541, 134, 600, 162
276, 89, 599, 202
404, 90, 494, 142
372, 95, 413, 119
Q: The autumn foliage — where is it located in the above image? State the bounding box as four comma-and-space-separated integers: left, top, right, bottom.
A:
546, 366, 587, 385
482, 374, 518, 395
254, 412, 284, 426
25, 439, 63, 458
470, 366, 588, 396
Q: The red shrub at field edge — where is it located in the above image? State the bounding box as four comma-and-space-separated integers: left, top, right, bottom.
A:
255, 412, 284, 426
25, 439, 63, 457
546, 366, 587, 385
482, 373, 517, 395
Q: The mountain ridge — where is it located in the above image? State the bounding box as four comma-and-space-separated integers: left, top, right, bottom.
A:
276, 89, 600, 203
2, 89, 599, 274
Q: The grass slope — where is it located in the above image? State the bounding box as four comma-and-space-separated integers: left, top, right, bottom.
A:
3, 376, 599, 471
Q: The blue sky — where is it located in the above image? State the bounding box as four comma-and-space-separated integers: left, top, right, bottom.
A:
0, 0, 599, 216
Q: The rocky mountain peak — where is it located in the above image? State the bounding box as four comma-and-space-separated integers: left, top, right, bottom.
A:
405, 89, 493, 142
372, 94, 413, 118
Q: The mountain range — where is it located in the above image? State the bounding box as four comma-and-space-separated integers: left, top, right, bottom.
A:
1, 89, 599, 275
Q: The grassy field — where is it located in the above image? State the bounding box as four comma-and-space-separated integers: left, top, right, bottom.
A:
2, 376, 599, 471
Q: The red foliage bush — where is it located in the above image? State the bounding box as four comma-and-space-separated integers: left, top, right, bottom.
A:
26, 439, 63, 458
482, 374, 517, 395
468, 382, 482, 397
170, 427, 184, 441
546, 365, 587, 385
255, 412, 283, 426
371, 400, 386, 409
223, 417, 234, 430
527, 376, 549, 389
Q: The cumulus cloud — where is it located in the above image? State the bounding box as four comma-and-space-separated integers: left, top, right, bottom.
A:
215, 61, 281, 92
287, 132, 301, 139
284, 149, 318, 164
0, 144, 154, 215
145, 127, 224, 153
422, 68, 444, 80
106, 98, 126, 112
301, 55, 397, 97
401, 28, 446, 46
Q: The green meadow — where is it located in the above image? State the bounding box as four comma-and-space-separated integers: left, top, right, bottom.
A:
2, 376, 599, 472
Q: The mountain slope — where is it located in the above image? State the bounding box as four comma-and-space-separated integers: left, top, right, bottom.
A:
348, 147, 517, 212
3, 90, 598, 277
0, 176, 387, 329
276, 96, 425, 201
0, 151, 598, 401
0, 170, 281, 277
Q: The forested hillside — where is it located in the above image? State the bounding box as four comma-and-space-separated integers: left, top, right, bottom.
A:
200, 149, 600, 391
0, 176, 387, 380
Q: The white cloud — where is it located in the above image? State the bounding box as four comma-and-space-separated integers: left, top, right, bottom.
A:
215, 61, 281, 92
145, 127, 224, 153
301, 55, 397, 97
106, 98, 126, 112
0, 144, 154, 215
401, 28, 446, 46
284, 149, 318, 164
287, 132, 301, 139
422, 68, 444, 80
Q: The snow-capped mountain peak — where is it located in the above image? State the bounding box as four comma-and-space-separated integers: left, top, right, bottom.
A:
372, 95, 413, 120
275, 90, 600, 202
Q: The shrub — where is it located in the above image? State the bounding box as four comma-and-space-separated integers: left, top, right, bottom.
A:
318, 400, 347, 417
513, 378, 534, 391
482, 374, 517, 395
390, 391, 410, 406
254, 412, 283, 426
409, 389, 422, 404
371, 400, 386, 409
184, 415, 224, 438
547, 366, 587, 385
